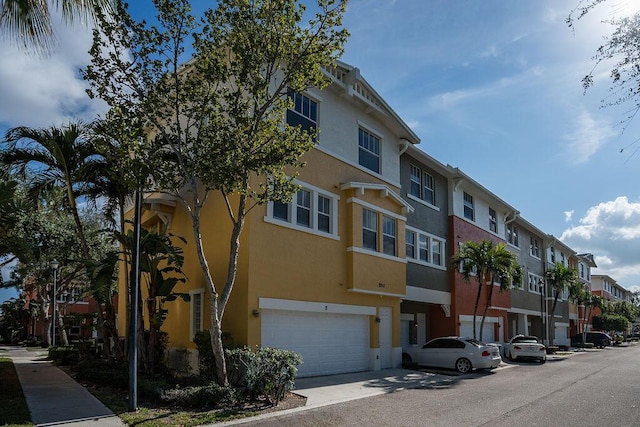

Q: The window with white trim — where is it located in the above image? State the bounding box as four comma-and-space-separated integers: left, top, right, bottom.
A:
268, 184, 338, 236
463, 192, 474, 221
528, 274, 543, 294
530, 237, 540, 258
409, 164, 435, 205
190, 289, 204, 339
286, 90, 317, 134
512, 273, 524, 290
362, 208, 378, 251
489, 207, 497, 233
406, 228, 446, 268
405, 230, 415, 258
296, 190, 311, 227
317, 195, 331, 233
550, 247, 556, 263
359, 128, 380, 173
506, 223, 519, 247
382, 216, 396, 256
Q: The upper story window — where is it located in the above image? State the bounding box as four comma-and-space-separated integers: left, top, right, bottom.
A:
409, 164, 436, 206
579, 263, 585, 279
550, 247, 556, 263
405, 230, 415, 258
358, 128, 380, 173
287, 90, 317, 134
530, 237, 540, 258
506, 223, 519, 247
382, 216, 396, 256
489, 208, 497, 233
296, 190, 311, 227
406, 227, 446, 268
528, 274, 543, 294
561, 252, 565, 265
463, 192, 474, 221
362, 208, 378, 251
268, 182, 338, 237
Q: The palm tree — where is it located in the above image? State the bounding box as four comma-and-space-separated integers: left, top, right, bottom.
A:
568, 282, 590, 341
585, 293, 605, 333
545, 262, 579, 345
2, 121, 102, 260
0, 0, 114, 54
451, 239, 521, 341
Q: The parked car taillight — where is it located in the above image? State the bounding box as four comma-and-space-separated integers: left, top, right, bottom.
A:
481, 350, 491, 357
540, 347, 546, 351
513, 346, 521, 350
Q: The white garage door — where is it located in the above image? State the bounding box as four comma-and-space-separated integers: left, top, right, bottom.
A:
460, 321, 494, 342
554, 326, 569, 347
261, 309, 370, 377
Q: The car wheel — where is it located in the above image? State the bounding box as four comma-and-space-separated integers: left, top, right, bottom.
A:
509, 351, 516, 361
540, 358, 546, 364
455, 358, 472, 374
402, 353, 412, 364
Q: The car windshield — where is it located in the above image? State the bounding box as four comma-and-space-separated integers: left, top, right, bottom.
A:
464, 338, 484, 347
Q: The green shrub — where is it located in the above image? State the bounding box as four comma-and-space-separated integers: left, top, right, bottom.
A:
227, 346, 302, 404
193, 330, 235, 379
75, 357, 129, 389
161, 383, 237, 408
49, 346, 81, 365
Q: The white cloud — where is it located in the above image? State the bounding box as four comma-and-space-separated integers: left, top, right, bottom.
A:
561, 196, 640, 286
0, 12, 108, 129
426, 67, 542, 112
564, 210, 574, 222
562, 110, 616, 165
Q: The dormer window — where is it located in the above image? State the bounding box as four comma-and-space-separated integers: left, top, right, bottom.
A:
358, 128, 380, 173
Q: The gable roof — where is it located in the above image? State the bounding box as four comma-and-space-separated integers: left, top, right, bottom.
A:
324, 61, 420, 146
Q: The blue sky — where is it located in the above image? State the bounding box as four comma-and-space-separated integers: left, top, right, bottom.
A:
1, 0, 640, 304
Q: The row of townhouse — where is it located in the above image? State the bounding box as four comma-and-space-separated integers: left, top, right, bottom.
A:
116, 60, 630, 378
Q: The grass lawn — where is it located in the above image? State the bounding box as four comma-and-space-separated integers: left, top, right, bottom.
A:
62, 366, 305, 427
84, 384, 302, 426
0, 357, 32, 427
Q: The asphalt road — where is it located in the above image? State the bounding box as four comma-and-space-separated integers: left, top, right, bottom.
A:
251, 344, 640, 426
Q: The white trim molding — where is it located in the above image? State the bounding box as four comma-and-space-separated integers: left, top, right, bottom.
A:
259, 297, 377, 316
404, 286, 451, 305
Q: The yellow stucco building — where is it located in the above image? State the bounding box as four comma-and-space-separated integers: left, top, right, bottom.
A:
117, 61, 420, 377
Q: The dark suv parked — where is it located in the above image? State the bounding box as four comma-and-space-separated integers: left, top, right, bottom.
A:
571, 332, 612, 348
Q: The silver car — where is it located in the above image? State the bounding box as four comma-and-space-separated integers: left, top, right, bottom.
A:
403, 336, 502, 373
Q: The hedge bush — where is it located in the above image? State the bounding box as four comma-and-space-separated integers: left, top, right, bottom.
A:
227, 346, 302, 404
161, 383, 237, 408
193, 330, 235, 379
48, 346, 81, 365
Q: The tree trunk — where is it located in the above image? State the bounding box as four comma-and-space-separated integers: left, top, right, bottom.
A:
209, 296, 228, 386
147, 297, 160, 373
41, 300, 52, 347
57, 310, 69, 346
472, 276, 483, 340
549, 295, 559, 345
480, 276, 496, 342
218, 193, 247, 319
188, 197, 229, 385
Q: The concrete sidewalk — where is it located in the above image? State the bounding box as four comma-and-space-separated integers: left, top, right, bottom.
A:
1, 345, 124, 426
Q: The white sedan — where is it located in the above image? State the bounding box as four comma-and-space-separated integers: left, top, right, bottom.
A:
402, 336, 502, 373
503, 335, 546, 363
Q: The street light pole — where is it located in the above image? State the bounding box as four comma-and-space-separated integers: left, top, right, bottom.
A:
128, 184, 142, 411
50, 259, 59, 347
